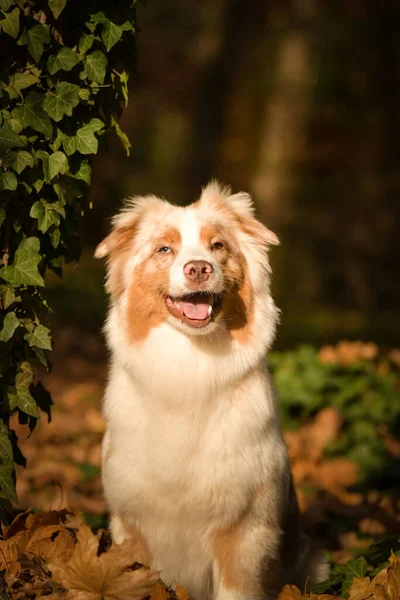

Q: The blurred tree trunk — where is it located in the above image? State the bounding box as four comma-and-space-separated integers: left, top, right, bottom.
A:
250, 2, 315, 229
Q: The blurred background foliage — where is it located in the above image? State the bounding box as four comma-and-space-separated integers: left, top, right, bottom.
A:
48, 0, 400, 348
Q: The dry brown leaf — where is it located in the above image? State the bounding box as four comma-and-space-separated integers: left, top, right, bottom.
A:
175, 583, 189, 600
49, 522, 159, 600
277, 585, 304, 600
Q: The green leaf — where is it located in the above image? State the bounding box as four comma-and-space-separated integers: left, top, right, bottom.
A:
0, 0, 13, 11
37, 149, 68, 182
0, 312, 20, 342
2, 70, 41, 100
30, 200, 61, 232
0, 121, 25, 157
43, 81, 80, 122
0, 6, 20, 38
75, 118, 104, 154
0, 171, 17, 191
78, 87, 91, 101
101, 21, 123, 52
3, 149, 34, 174
0, 422, 13, 462
48, 150, 68, 180
48, 0, 67, 19
70, 159, 91, 184
61, 132, 77, 155
79, 32, 96, 54
54, 178, 83, 203
18, 24, 50, 63
24, 323, 52, 350
47, 47, 79, 74
335, 556, 368, 596
83, 50, 107, 84
50, 228, 60, 248
0, 461, 17, 503
13, 365, 39, 418
0, 285, 18, 309
111, 115, 131, 156
1, 237, 44, 287
12, 91, 53, 137
89, 11, 107, 25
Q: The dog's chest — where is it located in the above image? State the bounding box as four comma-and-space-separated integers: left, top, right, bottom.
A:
107, 393, 267, 523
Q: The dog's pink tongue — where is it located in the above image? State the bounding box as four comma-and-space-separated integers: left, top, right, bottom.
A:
181, 300, 210, 320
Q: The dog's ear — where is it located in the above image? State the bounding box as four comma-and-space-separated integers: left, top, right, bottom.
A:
201, 181, 279, 247
94, 194, 166, 259
238, 215, 280, 247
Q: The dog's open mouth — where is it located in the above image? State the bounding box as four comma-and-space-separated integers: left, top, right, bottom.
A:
165, 292, 222, 328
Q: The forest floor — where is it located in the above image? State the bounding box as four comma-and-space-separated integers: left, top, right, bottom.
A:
1, 330, 399, 599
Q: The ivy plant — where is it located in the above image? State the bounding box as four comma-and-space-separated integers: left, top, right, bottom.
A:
0, 0, 137, 521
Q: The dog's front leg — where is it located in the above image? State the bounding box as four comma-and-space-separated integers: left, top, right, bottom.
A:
210, 522, 284, 600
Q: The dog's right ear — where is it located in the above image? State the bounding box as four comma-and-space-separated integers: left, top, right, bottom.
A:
94, 194, 166, 260
94, 232, 117, 259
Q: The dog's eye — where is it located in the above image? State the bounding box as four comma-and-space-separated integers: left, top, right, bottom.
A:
158, 246, 172, 253
211, 242, 224, 251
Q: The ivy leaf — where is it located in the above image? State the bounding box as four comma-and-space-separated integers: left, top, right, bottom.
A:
12, 91, 53, 137
101, 21, 123, 52
54, 178, 83, 203
48, 0, 67, 19
24, 323, 52, 350
0, 121, 25, 157
0, 461, 17, 503
83, 50, 107, 84
0, 171, 17, 191
1, 237, 44, 287
0, 285, 18, 309
0, 0, 13, 11
111, 115, 131, 156
30, 200, 61, 232
61, 132, 77, 155
11, 364, 39, 418
335, 556, 368, 596
3, 70, 41, 100
18, 24, 50, 63
0, 7, 20, 38
0, 312, 20, 342
3, 149, 34, 174
70, 159, 91, 184
43, 81, 80, 122
79, 32, 96, 54
48, 150, 68, 180
75, 118, 104, 154
0, 422, 12, 461
50, 228, 60, 248
47, 47, 79, 75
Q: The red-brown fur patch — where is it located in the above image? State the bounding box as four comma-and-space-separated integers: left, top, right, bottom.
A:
200, 222, 254, 344
211, 487, 265, 595
126, 228, 181, 343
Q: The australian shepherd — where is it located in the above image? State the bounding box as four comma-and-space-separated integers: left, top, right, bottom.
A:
95, 182, 328, 599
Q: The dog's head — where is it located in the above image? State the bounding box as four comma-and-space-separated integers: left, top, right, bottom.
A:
95, 182, 279, 343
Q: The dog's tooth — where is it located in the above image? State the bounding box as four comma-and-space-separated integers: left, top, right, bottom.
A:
208, 305, 212, 316
176, 302, 180, 310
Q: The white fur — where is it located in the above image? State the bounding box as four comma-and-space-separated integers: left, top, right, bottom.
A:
99, 183, 325, 599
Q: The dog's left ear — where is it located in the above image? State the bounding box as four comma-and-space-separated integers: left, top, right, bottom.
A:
239, 215, 280, 247
94, 232, 116, 259
226, 191, 280, 247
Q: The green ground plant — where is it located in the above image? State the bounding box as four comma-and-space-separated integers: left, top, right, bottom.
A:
0, 0, 136, 521
269, 345, 400, 489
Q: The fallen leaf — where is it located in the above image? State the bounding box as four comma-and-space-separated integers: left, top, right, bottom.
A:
49, 522, 160, 600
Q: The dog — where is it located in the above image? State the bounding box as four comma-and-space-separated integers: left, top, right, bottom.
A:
95, 181, 328, 599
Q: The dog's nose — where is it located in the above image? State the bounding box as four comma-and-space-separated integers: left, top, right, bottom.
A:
184, 260, 213, 282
